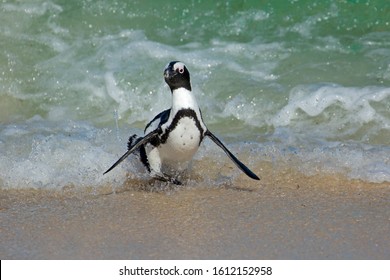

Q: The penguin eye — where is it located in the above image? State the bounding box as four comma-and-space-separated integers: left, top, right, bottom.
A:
178, 68, 184, 74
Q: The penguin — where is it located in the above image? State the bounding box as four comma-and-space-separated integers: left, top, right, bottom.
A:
104, 61, 260, 185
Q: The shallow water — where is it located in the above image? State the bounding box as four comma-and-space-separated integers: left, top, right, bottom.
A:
1, 0, 390, 189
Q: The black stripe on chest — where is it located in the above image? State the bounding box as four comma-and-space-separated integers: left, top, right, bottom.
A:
151, 108, 205, 147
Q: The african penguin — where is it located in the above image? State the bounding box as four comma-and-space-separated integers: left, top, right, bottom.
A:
104, 61, 260, 185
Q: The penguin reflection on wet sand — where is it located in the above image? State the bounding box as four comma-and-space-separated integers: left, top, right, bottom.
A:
104, 61, 260, 185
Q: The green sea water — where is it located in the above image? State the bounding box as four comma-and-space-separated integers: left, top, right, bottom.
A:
1, 0, 390, 188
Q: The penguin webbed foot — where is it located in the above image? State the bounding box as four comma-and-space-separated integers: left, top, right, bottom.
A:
153, 172, 182, 185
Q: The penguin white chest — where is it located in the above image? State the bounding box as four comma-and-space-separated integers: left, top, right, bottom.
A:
160, 117, 201, 161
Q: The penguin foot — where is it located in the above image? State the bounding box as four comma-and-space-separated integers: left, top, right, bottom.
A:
153, 173, 182, 185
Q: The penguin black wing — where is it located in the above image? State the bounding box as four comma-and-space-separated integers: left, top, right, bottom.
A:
103, 129, 160, 175
205, 130, 260, 180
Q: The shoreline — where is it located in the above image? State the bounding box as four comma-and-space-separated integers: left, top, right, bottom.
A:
1, 168, 389, 259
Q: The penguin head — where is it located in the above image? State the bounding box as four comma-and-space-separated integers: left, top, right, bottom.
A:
164, 61, 191, 92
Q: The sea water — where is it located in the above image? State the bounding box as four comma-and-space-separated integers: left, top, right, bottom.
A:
1, 0, 389, 189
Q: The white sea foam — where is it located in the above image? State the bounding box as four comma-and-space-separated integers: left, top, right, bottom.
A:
0, 117, 130, 189
272, 84, 390, 141
2, 1, 63, 16
293, 141, 390, 183
1, 116, 389, 190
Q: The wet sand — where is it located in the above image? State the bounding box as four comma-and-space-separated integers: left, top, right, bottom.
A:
1, 164, 389, 259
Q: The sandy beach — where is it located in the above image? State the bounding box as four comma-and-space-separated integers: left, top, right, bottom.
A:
1, 162, 389, 260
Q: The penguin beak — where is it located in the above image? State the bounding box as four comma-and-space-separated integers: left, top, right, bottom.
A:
164, 66, 175, 79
